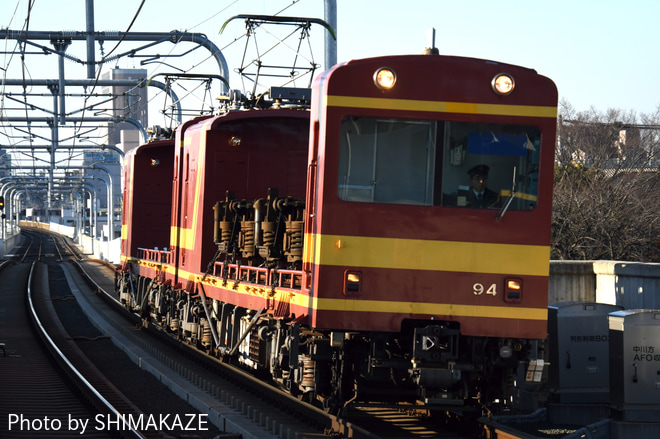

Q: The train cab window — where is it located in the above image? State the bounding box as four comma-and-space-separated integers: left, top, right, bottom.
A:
338, 117, 436, 205
440, 122, 541, 210
337, 116, 541, 211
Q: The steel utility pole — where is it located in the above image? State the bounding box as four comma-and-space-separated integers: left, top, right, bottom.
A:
0, 1, 230, 223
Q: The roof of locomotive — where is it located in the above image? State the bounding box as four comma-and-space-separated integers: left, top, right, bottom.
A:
316, 53, 558, 107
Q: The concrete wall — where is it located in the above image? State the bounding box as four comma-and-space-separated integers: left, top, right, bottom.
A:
78, 233, 121, 265
593, 261, 660, 309
549, 261, 597, 304
549, 260, 660, 310
0, 231, 22, 257
49, 222, 75, 239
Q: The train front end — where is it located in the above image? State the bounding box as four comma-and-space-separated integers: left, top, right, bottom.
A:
118, 139, 176, 307
305, 54, 558, 407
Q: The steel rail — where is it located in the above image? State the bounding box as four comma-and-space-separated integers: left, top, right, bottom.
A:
26, 259, 146, 439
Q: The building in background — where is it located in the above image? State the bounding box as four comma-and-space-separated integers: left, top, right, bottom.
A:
100, 67, 149, 151
86, 67, 149, 239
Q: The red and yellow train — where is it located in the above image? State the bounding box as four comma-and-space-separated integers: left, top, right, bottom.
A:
118, 51, 558, 412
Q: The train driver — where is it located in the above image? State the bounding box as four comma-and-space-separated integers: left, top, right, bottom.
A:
462, 164, 500, 208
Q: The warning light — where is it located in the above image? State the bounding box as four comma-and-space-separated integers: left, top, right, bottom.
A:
504, 278, 522, 303
0, 196, 4, 210
343, 270, 362, 296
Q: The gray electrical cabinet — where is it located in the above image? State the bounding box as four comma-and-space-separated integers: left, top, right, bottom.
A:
609, 309, 660, 422
548, 301, 623, 403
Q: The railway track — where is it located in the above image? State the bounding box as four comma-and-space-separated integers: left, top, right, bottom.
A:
7, 227, 540, 439
12, 228, 340, 438
0, 230, 144, 438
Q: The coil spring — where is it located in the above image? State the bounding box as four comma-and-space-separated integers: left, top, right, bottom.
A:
240, 220, 255, 253
301, 358, 315, 388
286, 221, 304, 257
201, 319, 213, 347
262, 222, 276, 248
220, 221, 232, 244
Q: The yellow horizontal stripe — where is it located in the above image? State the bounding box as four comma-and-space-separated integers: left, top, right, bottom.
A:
315, 297, 547, 321
170, 225, 179, 249
310, 234, 550, 277
500, 190, 538, 201
176, 268, 310, 308
326, 95, 557, 119
176, 227, 194, 250
137, 230, 549, 278
126, 259, 545, 321
136, 259, 168, 272
202, 275, 544, 320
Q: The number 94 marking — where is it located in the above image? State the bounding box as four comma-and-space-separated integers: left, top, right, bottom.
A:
473, 283, 497, 296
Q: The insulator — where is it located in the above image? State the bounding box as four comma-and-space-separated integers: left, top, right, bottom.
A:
170, 318, 180, 332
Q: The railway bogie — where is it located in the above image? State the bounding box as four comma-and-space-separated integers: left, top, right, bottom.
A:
118, 49, 558, 415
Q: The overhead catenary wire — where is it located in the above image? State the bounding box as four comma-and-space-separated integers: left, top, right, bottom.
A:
1, 0, 324, 215
71, 0, 147, 167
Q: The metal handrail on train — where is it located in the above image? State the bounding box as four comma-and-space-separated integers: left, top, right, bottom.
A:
212, 260, 303, 290
136, 247, 303, 289
137, 247, 172, 264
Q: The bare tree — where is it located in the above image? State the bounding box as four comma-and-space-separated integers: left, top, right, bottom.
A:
552, 100, 660, 262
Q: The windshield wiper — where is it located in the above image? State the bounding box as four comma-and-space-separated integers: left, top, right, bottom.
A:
496, 166, 517, 220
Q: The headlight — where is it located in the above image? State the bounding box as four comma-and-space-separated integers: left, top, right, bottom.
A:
374, 67, 396, 90
228, 136, 242, 147
492, 73, 515, 95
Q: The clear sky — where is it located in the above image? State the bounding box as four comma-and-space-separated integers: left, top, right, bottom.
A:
2, 0, 659, 116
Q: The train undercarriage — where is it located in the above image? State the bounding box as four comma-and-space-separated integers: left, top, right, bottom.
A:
117, 271, 530, 414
